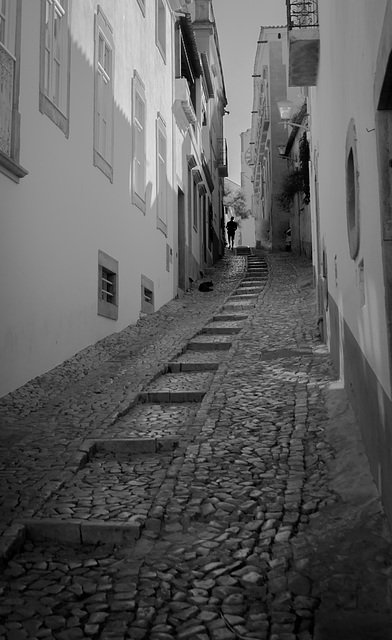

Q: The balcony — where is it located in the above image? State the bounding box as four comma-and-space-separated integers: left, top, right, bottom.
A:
286, 0, 319, 87
174, 77, 197, 128
217, 138, 228, 177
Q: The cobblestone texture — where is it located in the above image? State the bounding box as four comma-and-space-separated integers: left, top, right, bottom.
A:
0, 252, 391, 640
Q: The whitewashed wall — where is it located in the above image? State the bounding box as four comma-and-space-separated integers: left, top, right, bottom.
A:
0, 0, 177, 396
311, 0, 391, 394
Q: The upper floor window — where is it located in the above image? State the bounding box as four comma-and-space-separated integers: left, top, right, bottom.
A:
39, 0, 70, 137
156, 115, 167, 234
94, 6, 114, 182
156, 0, 166, 61
132, 71, 146, 212
136, 0, 145, 15
0, 0, 27, 181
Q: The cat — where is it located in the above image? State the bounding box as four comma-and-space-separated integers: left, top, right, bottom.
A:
198, 281, 213, 292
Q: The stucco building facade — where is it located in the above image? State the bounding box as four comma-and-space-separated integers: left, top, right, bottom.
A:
249, 26, 294, 251
286, 0, 392, 526
0, 0, 227, 397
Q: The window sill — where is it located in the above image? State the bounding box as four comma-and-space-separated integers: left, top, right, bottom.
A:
0, 151, 28, 183
39, 93, 69, 138
157, 217, 167, 236
133, 191, 146, 214
94, 150, 113, 183
156, 41, 166, 64
98, 299, 118, 320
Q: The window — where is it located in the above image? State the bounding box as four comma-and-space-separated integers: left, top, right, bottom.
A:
132, 71, 146, 211
345, 118, 360, 260
0, 0, 27, 181
98, 250, 118, 320
141, 275, 154, 314
156, 115, 167, 234
156, 0, 166, 61
94, 6, 114, 182
39, 0, 70, 137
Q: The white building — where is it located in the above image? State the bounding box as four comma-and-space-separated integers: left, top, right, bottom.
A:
250, 26, 294, 251
0, 0, 227, 397
286, 0, 392, 525
174, 0, 228, 287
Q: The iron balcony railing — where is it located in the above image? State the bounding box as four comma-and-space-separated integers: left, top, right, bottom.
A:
286, 0, 319, 29
0, 42, 14, 157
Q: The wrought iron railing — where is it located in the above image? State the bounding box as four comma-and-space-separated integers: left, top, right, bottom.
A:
0, 42, 14, 156
286, 0, 319, 29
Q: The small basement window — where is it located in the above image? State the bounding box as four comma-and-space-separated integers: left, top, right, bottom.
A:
141, 274, 154, 314
98, 250, 118, 320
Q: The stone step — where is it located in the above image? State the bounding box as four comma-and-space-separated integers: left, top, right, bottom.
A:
139, 390, 206, 402
168, 361, 219, 372
202, 324, 242, 335
187, 339, 232, 351
213, 314, 248, 322
246, 268, 268, 273
145, 371, 213, 393
19, 518, 142, 546
229, 293, 258, 300
235, 246, 253, 255
236, 286, 262, 292
19, 437, 180, 546
223, 301, 256, 311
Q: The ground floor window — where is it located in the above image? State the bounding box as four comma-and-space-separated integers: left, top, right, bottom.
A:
98, 250, 118, 320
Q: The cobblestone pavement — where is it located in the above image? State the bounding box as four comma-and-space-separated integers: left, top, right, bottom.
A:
0, 252, 391, 640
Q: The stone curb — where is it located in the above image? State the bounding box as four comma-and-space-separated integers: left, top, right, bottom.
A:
187, 341, 232, 351
17, 519, 141, 546
138, 390, 206, 403
168, 362, 220, 373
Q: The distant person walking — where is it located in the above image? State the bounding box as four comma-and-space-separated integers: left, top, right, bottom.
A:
226, 216, 237, 250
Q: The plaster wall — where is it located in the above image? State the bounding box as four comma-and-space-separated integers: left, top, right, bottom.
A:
0, 0, 177, 396
312, 0, 390, 395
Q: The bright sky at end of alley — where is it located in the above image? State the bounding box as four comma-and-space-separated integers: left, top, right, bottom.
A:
212, 0, 287, 184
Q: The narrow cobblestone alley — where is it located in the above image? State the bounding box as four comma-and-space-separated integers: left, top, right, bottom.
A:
0, 253, 391, 640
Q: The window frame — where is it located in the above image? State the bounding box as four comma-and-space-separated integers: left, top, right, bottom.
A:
0, 0, 27, 182
39, 0, 71, 137
156, 114, 167, 235
136, 0, 145, 16
345, 118, 360, 260
93, 5, 114, 182
98, 250, 118, 320
132, 71, 146, 212
141, 274, 154, 315
156, 0, 166, 62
